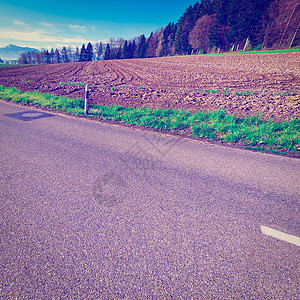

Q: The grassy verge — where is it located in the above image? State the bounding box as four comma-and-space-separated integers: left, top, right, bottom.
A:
0, 85, 84, 115
189, 47, 300, 57
1, 85, 299, 155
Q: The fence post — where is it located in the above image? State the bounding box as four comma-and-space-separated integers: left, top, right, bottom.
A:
84, 84, 89, 115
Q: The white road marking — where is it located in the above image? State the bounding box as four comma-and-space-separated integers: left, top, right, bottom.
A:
260, 226, 300, 247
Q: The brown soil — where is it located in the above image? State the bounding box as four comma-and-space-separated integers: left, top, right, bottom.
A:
1, 52, 299, 121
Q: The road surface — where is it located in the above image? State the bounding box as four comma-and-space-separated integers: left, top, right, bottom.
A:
0, 101, 299, 298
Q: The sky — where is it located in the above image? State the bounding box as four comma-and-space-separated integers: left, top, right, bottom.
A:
0, 0, 197, 50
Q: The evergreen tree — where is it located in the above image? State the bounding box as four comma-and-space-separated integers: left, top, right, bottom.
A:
122, 40, 129, 59
129, 40, 136, 58
146, 32, 159, 58
49, 49, 54, 63
98, 42, 103, 60
26, 51, 32, 64
127, 41, 133, 58
79, 44, 87, 61
159, 22, 177, 56
137, 34, 147, 58
104, 43, 111, 60
54, 49, 61, 63
67, 47, 73, 62
61, 47, 69, 63
116, 47, 122, 59
86, 42, 93, 61
74, 47, 80, 62
95, 42, 103, 60
44, 50, 51, 64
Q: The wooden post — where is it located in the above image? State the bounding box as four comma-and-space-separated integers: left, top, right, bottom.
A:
84, 84, 89, 115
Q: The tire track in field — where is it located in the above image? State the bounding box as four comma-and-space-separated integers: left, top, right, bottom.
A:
106, 61, 146, 86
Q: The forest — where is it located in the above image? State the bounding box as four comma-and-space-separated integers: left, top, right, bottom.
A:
19, 0, 300, 64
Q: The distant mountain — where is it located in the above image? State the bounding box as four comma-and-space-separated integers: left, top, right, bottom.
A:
0, 44, 39, 60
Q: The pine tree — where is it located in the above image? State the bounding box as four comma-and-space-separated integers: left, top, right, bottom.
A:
95, 42, 103, 60
98, 42, 103, 60
26, 52, 32, 64
137, 34, 147, 58
55, 49, 61, 63
67, 47, 73, 62
116, 47, 122, 59
104, 44, 110, 60
44, 50, 51, 64
122, 40, 129, 59
86, 42, 93, 61
74, 47, 80, 62
50, 49, 54, 63
146, 32, 158, 58
129, 40, 136, 58
79, 44, 87, 62
61, 47, 69, 63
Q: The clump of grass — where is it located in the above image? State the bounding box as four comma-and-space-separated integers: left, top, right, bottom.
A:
272, 90, 299, 96
1, 85, 299, 155
235, 90, 253, 96
59, 82, 84, 86
196, 89, 219, 94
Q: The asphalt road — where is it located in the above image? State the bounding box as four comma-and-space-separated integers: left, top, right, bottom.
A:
0, 101, 299, 299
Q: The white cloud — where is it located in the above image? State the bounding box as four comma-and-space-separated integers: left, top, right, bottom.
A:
13, 19, 30, 27
68, 24, 87, 33
0, 27, 85, 44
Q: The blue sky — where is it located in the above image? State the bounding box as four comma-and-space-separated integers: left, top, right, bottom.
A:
0, 0, 197, 49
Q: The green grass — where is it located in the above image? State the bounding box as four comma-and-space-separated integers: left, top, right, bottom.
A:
195, 88, 299, 97
196, 89, 219, 94
0, 85, 84, 115
59, 82, 84, 87
1, 85, 299, 155
195, 47, 300, 56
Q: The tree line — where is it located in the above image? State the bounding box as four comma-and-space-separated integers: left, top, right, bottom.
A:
19, 0, 299, 64
19, 42, 102, 64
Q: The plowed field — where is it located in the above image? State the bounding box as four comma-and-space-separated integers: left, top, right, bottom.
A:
1, 52, 299, 121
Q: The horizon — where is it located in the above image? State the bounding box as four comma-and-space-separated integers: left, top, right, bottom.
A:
0, 0, 197, 50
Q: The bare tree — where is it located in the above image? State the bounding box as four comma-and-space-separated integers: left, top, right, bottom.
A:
18, 53, 28, 64
189, 14, 216, 54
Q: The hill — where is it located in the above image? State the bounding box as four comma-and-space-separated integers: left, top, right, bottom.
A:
0, 44, 39, 60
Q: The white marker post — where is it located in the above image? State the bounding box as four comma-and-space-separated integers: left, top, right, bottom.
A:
84, 84, 89, 115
